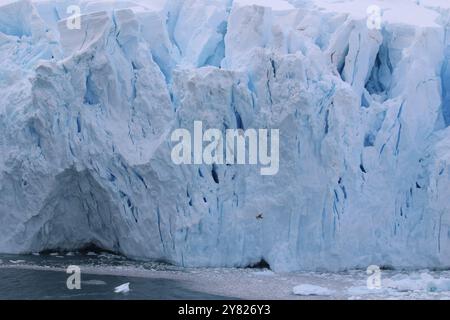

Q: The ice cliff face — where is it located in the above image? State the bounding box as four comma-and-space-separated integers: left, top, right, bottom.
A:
1, 0, 450, 271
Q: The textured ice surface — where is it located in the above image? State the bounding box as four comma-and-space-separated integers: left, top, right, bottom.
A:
1, 0, 450, 272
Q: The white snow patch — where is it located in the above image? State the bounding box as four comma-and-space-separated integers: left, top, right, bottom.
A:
384, 273, 450, 293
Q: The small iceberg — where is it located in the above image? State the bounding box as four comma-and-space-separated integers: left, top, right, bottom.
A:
114, 282, 130, 294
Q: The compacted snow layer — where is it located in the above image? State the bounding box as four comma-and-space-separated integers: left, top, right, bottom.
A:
1, 0, 450, 272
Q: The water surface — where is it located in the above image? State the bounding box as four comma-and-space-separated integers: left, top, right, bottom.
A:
0, 253, 234, 300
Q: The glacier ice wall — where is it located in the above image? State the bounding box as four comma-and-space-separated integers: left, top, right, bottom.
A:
1, 0, 450, 271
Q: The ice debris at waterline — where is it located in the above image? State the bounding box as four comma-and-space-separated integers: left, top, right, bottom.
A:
292, 284, 334, 296
1, 0, 450, 272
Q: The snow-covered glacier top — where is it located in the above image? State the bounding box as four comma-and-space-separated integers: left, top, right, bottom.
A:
1, 0, 450, 272
314, 0, 449, 27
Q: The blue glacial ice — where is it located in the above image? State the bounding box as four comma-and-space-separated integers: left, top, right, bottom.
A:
0, 0, 450, 272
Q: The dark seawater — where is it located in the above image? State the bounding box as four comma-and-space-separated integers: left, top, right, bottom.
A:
0, 254, 234, 300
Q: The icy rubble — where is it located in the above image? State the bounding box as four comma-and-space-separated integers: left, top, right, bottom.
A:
0, 0, 450, 272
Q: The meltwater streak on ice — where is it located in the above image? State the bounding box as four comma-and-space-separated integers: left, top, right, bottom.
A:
1, 0, 450, 272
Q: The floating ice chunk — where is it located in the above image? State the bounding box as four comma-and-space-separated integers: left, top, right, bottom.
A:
83, 280, 107, 286
384, 273, 450, 293
114, 282, 131, 294
292, 284, 334, 296
427, 279, 450, 293
234, 0, 295, 11
347, 272, 450, 296
9, 260, 26, 264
